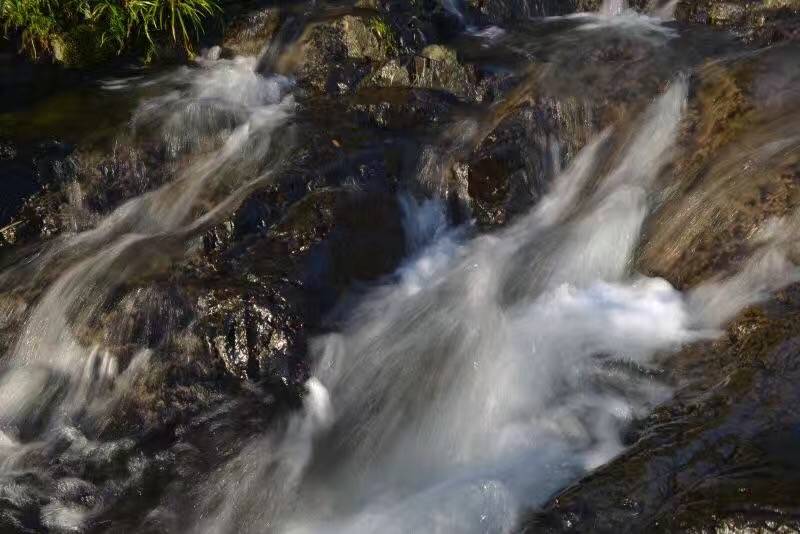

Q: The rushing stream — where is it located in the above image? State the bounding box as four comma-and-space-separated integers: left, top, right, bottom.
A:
1, 1, 800, 532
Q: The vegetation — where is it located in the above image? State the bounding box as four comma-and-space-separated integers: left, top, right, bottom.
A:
0, 0, 221, 64
367, 15, 398, 56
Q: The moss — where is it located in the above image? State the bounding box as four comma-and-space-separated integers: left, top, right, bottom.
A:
367, 16, 398, 56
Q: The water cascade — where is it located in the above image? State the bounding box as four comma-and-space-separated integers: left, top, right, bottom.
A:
185, 78, 800, 533
2, 1, 800, 532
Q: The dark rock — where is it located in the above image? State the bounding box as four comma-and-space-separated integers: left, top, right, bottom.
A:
350, 86, 460, 129
189, 188, 406, 382
0, 142, 171, 248
0, 140, 76, 232
460, 98, 594, 227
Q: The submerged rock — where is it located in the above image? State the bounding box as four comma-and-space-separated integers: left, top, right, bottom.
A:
640, 45, 800, 288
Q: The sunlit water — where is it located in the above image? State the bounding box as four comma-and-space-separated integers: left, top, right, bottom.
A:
0, 9, 799, 534
184, 79, 799, 533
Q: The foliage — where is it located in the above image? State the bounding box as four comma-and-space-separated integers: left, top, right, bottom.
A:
367, 16, 397, 55
0, 0, 221, 63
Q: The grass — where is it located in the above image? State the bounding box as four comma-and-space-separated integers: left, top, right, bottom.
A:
0, 0, 221, 64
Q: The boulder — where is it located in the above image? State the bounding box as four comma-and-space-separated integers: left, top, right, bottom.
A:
222, 7, 283, 57
278, 13, 398, 93
189, 188, 406, 382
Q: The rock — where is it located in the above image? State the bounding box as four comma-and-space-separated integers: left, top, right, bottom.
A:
413, 45, 478, 100
350, 86, 459, 129
279, 13, 398, 93
50, 24, 116, 68
0, 140, 16, 160
522, 296, 800, 533
0, 142, 170, 249
358, 46, 483, 102
467, 0, 582, 23
464, 0, 649, 23
361, 58, 412, 88
222, 7, 282, 57
675, 0, 800, 46
0, 140, 76, 237
638, 45, 800, 288
341, 14, 396, 61
195, 280, 299, 382
190, 188, 406, 382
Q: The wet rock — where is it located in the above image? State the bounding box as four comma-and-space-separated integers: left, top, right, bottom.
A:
676, 0, 800, 46
466, 0, 584, 23
639, 46, 800, 288
195, 281, 298, 382
350, 86, 459, 129
0, 143, 170, 249
222, 7, 283, 57
361, 58, 413, 87
0, 140, 17, 160
522, 291, 800, 532
464, 0, 650, 23
190, 188, 406, 382
412, 45, 478, 100
359, 45, 482, 101
448, 74, 600, 227
0, 140, 76, 237
279, 13, 398, 93
461, 103, 563, 227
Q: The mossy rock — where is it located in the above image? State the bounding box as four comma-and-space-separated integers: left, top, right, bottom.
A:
340, 14, 397, 61
412, 44, 477, 99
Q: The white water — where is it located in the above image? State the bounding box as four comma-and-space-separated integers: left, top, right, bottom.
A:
0, 57, 293, 532
183, 78, 800, 533
600, 0, 627, 17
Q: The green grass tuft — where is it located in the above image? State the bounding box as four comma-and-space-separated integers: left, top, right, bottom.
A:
0, 0, 221, 64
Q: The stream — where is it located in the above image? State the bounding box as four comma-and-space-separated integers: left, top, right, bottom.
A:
1, 0, 800, 532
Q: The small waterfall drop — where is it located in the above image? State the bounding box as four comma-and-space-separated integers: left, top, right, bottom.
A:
600, 0, 627, 16
183, 76, 800, 533
0, 57, 294, 531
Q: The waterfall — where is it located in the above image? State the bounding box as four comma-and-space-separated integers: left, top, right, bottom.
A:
2, 3, 800, 531
600, 0, 627, 16
0, 57, 293, 532
180, 76, 795, 533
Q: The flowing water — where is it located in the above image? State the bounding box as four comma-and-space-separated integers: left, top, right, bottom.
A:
1, 2, 800, 533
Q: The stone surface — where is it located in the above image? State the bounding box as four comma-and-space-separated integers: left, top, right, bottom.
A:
222, 7, 283, 57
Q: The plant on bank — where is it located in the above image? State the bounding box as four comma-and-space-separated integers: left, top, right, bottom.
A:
0, 0, 221, 64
